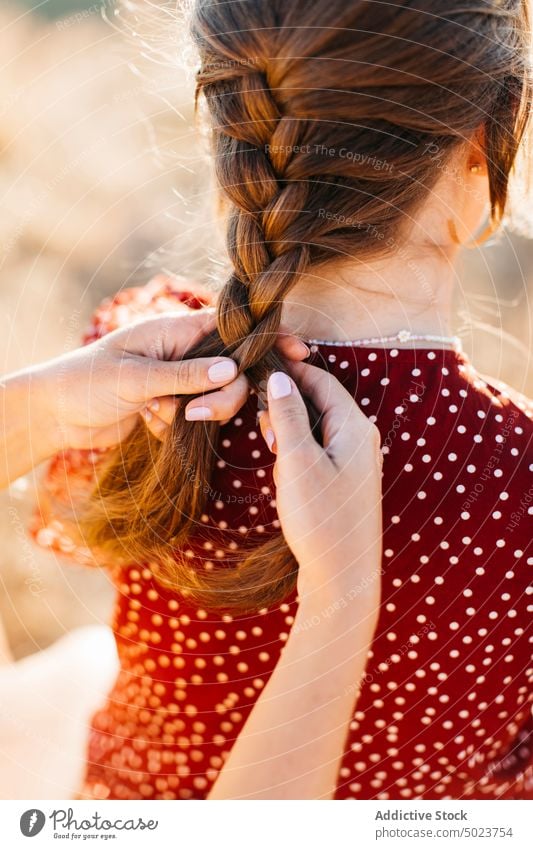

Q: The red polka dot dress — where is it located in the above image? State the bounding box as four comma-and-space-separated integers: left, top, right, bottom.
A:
32, 281, 533, 800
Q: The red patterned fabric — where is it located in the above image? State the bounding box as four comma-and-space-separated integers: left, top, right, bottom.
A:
31, 282, 532, 800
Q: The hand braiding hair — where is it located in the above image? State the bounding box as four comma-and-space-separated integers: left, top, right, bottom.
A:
81, 60, 317, 609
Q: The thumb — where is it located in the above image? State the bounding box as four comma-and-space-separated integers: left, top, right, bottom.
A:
125, 355, 237, 400
267, 371, 315, 456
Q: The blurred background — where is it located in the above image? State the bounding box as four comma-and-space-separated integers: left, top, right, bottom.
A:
0, 0, 532, 663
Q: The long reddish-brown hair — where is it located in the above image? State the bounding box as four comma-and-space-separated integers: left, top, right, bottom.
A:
79, 0, 532, 611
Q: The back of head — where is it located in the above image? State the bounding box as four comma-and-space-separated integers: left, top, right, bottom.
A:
81, 0, 532, 611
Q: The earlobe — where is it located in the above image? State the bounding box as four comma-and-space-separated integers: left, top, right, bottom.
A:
447, 216, 499, 249
468, 125, 488, 173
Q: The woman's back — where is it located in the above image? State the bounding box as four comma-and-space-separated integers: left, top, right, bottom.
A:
34, 284, 532, 800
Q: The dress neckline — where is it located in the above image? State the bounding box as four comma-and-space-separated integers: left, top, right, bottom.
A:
309, 340, 467, 361
305, 333, 462, 352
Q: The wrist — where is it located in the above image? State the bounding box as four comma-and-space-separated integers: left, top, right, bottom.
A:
295, 545, 382, 616
294, 578, 380, 638
285, 592, 379, 685
0, 366, 62, 487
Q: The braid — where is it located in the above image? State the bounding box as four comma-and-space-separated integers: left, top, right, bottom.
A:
80, 0, 532, 611
213, 76, 311, 383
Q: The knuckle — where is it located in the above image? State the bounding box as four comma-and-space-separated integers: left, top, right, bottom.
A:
292, 440, 318, 466
349, 409, 380, 442
279, 433, 317, 465
204, 398, 225, 421
159, 403, 177, 425
353, 420, 382, 465
217, 379, 249, 419
216, 400, 238, 422
122, 357, 144, 388
366, 421, 382, 452
277, 402, 309, 428
229, 374, 250, 402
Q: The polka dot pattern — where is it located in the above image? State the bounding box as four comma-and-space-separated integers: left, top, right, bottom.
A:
30, 285, 533, 800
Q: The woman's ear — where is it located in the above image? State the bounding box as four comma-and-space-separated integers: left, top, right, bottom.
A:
444, 130, 492, 249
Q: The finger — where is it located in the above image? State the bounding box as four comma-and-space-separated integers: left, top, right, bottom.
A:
124, 314, 308, 362
286, 361, 379, 460
266, 371, 316, 456
146, 396, 178, 426
257, 410, 276, 453
275, 332, 310, 361
128, 355, 238, 400
140, 408, 170, 441
185, 374, 249, 421
118, 310, 217, 360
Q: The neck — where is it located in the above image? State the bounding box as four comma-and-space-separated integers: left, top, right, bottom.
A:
282, 245, 458, 346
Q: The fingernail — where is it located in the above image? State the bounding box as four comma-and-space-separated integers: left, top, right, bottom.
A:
265, 428, 276, 453
147, 398, 160, 412
185, 406, 212, 421
268, 371, 292, 400
208, 360, 237, 384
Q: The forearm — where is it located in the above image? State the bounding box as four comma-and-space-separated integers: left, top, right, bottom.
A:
0, 368, 57, 488
209, 592, 377, 800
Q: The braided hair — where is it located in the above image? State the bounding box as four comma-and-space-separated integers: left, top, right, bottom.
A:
80, 0, 531, 611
